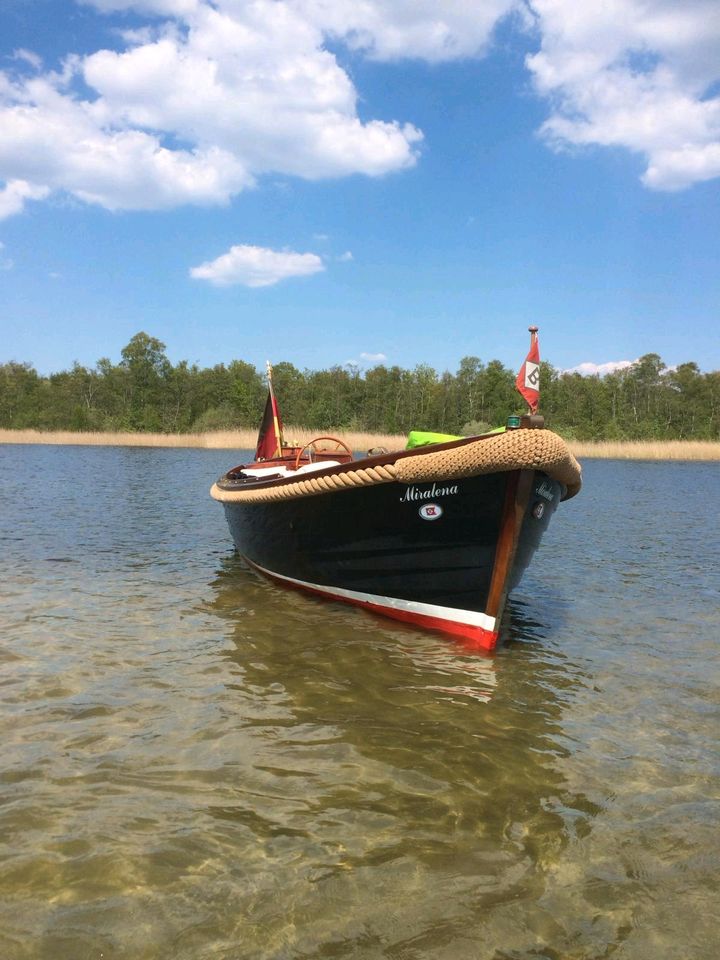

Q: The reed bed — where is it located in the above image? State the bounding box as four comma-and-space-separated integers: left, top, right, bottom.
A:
0, 428, 407, 453
568, 440, 720, 461
1, 429, 718, 460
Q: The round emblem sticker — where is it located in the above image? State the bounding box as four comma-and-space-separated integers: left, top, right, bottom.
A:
419, 503, 443, 521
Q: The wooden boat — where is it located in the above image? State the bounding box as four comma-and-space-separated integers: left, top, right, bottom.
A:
211, 331, 581, 652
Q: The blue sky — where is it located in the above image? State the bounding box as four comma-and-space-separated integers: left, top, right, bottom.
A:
1, 0, 719, 377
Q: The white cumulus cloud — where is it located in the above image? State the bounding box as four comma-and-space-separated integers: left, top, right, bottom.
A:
526, 0, 720, 190
297, 0, 523, 62
1, 0, 718, 222
190, 243, 325, 287
360, 351, 387, 363
0, 180, 50, 220
564, 359, 638, 377
0, 0, 424, 219
12, 49, 43, 71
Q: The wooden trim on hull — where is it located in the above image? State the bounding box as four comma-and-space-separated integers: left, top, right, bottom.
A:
245, 558, 501, 652
486, 469, 534, 618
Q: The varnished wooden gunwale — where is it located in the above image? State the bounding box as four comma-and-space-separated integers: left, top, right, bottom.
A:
485, 469, 535, 619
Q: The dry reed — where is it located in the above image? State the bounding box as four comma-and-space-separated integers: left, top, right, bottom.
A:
0, 427, 406, 453
568, 440, 720, 461
1, 429, 718, 460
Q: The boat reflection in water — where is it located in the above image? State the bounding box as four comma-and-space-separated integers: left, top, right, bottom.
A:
203, 556, 606, 957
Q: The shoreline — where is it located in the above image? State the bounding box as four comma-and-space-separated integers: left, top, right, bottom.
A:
1, 429, 719, 460
0, 427, 405, 453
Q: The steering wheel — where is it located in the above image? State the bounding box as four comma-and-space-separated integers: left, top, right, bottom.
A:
294, 436, 353, 470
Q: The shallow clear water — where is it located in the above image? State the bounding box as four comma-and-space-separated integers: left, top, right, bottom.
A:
1, 446, 718, 959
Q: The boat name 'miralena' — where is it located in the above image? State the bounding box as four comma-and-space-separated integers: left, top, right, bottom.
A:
399, 482, 459, 503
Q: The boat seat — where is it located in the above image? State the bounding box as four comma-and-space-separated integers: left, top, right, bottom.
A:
296, 460, 342, 474
239, 460, 341, 480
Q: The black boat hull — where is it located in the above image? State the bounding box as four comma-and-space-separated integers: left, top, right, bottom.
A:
220, 469, 562, 650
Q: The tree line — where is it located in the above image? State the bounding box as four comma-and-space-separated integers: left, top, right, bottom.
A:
1, 331, 718, 440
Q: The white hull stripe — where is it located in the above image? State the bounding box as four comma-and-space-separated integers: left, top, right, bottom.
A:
249, 560, 497, 633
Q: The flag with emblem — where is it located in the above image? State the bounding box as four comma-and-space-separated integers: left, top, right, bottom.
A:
255, 362, 284, 460
516, 327, 540, 413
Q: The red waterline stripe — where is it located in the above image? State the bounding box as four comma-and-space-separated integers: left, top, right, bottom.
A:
244, 558, 500, 652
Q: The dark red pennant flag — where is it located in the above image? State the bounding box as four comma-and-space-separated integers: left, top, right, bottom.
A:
254, 389, 283, 460
516, 329, 540, 413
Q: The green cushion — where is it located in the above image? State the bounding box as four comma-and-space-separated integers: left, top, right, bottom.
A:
405, 427, 506, 449
405, 430, 462, 449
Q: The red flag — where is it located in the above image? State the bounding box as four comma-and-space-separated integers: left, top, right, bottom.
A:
516, 329, 540, 413
254, 389, 284, 460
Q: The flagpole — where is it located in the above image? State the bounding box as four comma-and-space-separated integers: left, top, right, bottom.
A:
266, 360, 284, 454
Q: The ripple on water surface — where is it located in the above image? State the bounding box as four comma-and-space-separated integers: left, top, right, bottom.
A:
0, 447, 718, 959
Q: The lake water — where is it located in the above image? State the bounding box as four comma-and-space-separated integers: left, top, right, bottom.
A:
1, 445, 718, 960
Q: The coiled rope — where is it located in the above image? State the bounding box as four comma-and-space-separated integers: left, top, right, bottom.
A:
210, 429, 581, 504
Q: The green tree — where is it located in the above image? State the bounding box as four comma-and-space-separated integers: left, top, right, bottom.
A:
0, 362, 42, 428
2, 333, 718, 441
120, 332, 171, 430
